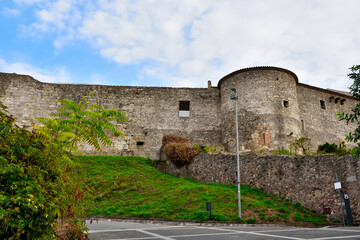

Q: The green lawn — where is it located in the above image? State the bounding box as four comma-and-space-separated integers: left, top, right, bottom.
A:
74, 155, 327, 225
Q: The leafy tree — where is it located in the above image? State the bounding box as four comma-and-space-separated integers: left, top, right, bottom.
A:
36, 96, 127, 156
338, 65, 360, 156
0, 96, 126, 239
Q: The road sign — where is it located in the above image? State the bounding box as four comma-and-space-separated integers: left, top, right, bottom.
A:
334, 182, 342, 189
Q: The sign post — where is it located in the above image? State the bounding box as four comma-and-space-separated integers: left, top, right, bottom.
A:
206, 202, 212, 220
343, 193, 354, 226
335, 173, 345, 226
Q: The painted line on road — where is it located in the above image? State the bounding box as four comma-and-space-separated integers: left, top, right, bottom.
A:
136, 229, 176, 240
88, 225, 186, 233
254, 228, 313, 233
311, 234, 360, 240
168, 231, 251, 238
192, 226, 306, 240
317, 228, 360, 233
106, 237, 158, 240
88, 224, 360, 240
90, 227, 305, 240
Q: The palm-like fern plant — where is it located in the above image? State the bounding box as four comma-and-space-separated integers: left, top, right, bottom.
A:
36, 96, 127, 155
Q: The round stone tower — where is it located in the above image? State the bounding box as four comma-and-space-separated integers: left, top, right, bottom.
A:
218, 66, 301, 153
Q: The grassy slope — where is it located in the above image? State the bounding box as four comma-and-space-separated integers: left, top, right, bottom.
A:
74, 156, 327, 225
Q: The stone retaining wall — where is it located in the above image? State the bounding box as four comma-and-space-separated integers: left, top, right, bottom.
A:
154, 154, 360, 222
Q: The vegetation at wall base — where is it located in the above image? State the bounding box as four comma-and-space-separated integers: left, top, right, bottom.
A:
0, 96, 126, 239
0, 103, 87, 239
75, 155, 328, 226
273, 147, 294, 156
317, 142, 350, 156
163, 134, 198, 165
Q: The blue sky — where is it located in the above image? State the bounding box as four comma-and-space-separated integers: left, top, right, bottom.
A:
0, 0, 359, 91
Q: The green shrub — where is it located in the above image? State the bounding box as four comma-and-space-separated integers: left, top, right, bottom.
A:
293, 202, 301, 208
277, 207, 288, 213
0, 105, 66, 239
193, 143, 214, 154
0, 97, 124, 239
175, 211, 228, 222
273, 147, 293, 155
232, 217, 244, 223
318, 142, 338, 153
293, 213, 326, 224
245, 218, 256, 224
258, 213, 266, 220
317, 142, 349, 155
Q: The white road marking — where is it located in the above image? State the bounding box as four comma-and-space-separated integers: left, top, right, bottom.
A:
88, 225, 186, 233
191, 226, 305, 240
136, 229, 176, 240
88, 224, 360, 240
104, 237, 158, 240
311, 234, 360, 240
255, 228, 313, 233
317, 228, 360, 233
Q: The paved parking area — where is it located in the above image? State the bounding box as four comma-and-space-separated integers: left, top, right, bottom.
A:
86, 219, 360, 240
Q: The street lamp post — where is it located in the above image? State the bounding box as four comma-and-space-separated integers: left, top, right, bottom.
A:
230, 88, 241, 218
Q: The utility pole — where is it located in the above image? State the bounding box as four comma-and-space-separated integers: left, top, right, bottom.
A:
231, 88, 241, 218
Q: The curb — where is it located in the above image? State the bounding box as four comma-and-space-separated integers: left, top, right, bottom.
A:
85, 217, 293, 228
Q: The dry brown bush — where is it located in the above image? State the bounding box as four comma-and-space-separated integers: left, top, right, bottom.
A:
162, 134, 189, 146
164, 142, 197, 164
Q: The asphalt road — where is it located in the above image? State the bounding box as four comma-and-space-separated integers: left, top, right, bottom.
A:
85, 219, 360, 240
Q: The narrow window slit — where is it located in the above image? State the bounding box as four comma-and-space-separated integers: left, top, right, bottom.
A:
320, 100, 326, 109
136, 141, 144, 146
283, 100, 289, 108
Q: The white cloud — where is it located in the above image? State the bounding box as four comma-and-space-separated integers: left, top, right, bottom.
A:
14, 0, 360, 91
19, 0, 82, 48
0, 56, 70, 83
2, 7, 21, 17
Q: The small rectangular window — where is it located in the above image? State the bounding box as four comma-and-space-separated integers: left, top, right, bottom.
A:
179, 101, 190, 110
283, 100, 289, 108
320, 100, 326, 109
179, 101, 190, 117
301, 119, 304, 130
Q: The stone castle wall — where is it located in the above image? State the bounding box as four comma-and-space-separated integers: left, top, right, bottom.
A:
297, 84, 356, 151
154, 153, 360, 222
219, 68, 301, 152
0, 73, 222, 159
0, 66, 359, 158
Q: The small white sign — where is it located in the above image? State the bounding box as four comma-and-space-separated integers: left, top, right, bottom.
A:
179, 110, 190, 117
334, 182, 342, 189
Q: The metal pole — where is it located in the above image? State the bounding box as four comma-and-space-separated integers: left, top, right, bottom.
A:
336, 173, 346, 226
235, 100, 241, 218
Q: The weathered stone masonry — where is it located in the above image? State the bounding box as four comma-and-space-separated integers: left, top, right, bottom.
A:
1, 66, 360, 221
0, 66, 358, 158
154, 154, 360, 222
